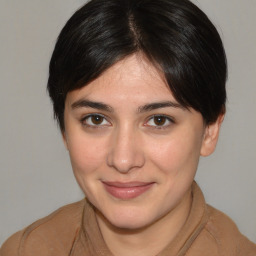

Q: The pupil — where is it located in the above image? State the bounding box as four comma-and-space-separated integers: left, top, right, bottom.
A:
154, 116, 166, 126
92, 115, 103, 125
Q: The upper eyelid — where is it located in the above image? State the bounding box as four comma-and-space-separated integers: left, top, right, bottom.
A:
146, 114, 175, 122
81, 113, 106, 120
81, 113, 112, 126
143, 115, 175, 130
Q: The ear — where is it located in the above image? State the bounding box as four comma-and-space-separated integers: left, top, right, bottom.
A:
200, 114, 224, 156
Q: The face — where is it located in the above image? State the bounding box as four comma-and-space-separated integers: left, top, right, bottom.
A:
63, 55, 221, 230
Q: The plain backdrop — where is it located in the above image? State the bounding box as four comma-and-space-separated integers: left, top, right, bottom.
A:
0, 0, 255, 246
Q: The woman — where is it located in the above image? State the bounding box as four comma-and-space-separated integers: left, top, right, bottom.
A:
1, 0, 256, 255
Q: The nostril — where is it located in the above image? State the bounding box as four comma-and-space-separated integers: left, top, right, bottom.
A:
106, 129, 145, 173
106, 147, 145, 173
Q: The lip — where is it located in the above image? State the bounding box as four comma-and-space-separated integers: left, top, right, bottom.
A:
102, 181, 155, 200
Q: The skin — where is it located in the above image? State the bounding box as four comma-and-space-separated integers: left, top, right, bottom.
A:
63, 54, 223, 256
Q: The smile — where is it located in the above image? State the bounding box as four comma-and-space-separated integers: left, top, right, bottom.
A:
102, 181, 155, 200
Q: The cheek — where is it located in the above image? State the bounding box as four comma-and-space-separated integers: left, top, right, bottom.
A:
147, 131, 203, 176
67, 135, 107, 176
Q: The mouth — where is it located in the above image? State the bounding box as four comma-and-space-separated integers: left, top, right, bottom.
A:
102, 181, 155, 200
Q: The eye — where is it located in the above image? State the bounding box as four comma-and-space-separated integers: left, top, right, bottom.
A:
81, 114, 111, 127
145, 115, 174, 128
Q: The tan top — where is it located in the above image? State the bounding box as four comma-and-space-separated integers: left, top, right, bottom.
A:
1, 182, 256, 256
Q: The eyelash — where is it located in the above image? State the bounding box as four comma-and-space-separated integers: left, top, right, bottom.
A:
80, 114, 175, 129
80, 114, 111, 128
144, 115, 175, 129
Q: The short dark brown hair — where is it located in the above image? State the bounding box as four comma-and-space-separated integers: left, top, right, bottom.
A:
47, 0, 227, 131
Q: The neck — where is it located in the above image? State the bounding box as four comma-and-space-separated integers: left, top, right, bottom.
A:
96, 189, 192, 256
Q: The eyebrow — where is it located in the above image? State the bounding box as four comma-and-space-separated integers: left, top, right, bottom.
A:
138, 101, 186, 113
71, 99, 185, 113
71, 99, 114, 112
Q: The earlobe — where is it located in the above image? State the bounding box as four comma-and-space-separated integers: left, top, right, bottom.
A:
200, 114, 224, 156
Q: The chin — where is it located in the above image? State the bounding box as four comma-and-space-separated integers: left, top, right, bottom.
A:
109, 217, 152, 230
100, 205, 160, 231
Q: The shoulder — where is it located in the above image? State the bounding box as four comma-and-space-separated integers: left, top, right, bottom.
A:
0, 200, 85, 256
189, 205, 256, 256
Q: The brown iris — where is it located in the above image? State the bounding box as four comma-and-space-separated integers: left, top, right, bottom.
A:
90, 115, 104, 125
153, 116, 167, 126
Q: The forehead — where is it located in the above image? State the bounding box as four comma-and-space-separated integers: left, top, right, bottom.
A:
65, 54, 176, 105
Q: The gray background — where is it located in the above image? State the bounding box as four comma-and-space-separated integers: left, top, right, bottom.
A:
0, 0, 255, 246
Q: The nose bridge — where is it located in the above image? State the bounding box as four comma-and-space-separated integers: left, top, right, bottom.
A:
107, 123, 145, 173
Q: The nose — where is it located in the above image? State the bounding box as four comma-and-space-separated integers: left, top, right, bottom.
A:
107, 127, 145, 173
